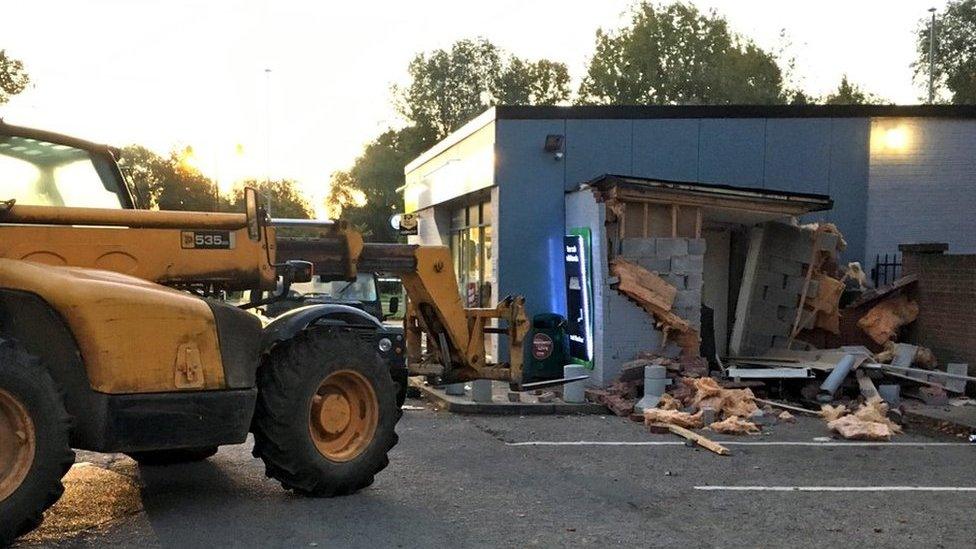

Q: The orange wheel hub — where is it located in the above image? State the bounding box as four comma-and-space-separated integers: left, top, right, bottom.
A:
309, 370, 378, 462
0, 388, 35, 501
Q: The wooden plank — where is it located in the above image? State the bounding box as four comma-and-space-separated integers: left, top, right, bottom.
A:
610, 258, 676, 310
656, 423, 731, 456
754, 398, 821, 416
671, 205, 678, 237
695, 207, 702, 238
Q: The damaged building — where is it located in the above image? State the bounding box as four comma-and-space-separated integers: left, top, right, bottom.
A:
402, 104, 976, 387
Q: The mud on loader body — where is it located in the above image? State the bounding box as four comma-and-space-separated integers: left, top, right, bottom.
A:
0, 123, 529, 544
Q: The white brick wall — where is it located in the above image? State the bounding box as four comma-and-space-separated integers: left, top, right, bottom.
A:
866, 118, 976, 261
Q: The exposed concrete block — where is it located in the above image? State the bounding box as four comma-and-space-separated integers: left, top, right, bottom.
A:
671, 254, 704, 274
763, 285, 802, 305
783, 276, 807, 295
636, 257, 671, 274
686, 272, 704, 291
766, 255, 804, 277
621, 238, 656, 258
655, 238, 688, 258
675, 290, 702, 308
806, 278, 820, 299
687, 238, 707, 255
776, 305, 792, 321
663, 274, 687, 289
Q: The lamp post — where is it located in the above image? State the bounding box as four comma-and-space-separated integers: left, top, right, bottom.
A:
928, 7, 937, 104
264, 67, 273, 216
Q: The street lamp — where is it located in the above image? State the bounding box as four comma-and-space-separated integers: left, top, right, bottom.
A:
928, 7, 937, 104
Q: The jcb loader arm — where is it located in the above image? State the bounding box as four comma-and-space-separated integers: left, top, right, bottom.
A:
277, 239, 529, 387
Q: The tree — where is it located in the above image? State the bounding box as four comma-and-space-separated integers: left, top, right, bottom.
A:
914, 0, 976, 104
0, 49, 30, 105
326, 126, 432, 242
118, 145, 218, 211
332, 39, 570, 241
822, 75, 883, 105
577, 2, 787, 105
226, 179, 313, 219
394, 38, 571, 140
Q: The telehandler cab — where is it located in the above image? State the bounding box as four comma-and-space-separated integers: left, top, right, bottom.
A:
0, 123, 535, 544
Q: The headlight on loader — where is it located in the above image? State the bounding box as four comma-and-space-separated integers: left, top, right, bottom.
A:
378, 337, 393, 353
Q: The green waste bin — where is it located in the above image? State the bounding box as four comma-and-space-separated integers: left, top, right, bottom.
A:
522, 313, 570, 384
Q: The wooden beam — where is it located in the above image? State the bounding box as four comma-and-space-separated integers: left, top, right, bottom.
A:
695, 207, 702, 238
643, 203, 649, 238
614, 188, 816, 217
610, 258, 676, 310
656, 423, 731, 456
671, 205, 678, 237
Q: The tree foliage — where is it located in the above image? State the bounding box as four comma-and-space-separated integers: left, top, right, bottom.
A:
914, 0, 976, 104
0, 49, 30, 105
822, 75, 883, 105
332, 39, 569, 241
578, 2, 787, 105
394, 38, 570, 140
226, 178, 313, 219
118, 145, 310, 217
326, 126, 434, 241
118, 145, 217, 211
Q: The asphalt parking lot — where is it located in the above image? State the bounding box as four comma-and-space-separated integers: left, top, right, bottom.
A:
17, 399, 976, 548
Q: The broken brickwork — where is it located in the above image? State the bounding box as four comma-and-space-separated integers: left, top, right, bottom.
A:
901, 243, 976, 380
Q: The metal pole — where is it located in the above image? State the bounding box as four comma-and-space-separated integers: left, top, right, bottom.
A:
928, 7, 937, 104
264, 67, 272, 216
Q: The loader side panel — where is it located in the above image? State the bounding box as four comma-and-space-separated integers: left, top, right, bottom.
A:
0, 258, 226, 393
0, 285, 258, 452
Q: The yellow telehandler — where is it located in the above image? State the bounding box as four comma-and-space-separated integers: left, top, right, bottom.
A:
0, 123, 535, 544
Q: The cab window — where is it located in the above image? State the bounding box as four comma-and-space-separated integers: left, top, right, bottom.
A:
0, 135, 127, 208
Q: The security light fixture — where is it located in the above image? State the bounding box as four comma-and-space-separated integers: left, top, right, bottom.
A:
544, 134, 565, 160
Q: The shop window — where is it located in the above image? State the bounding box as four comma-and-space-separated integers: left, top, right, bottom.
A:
449, 201, 493, 307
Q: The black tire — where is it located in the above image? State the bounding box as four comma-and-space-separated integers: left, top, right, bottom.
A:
251, 326, 400, 496
126, 446, 219, 466
0, 338, 74, 546
391, 367, 408, 409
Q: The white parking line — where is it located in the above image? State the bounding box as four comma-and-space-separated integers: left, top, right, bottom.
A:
506, 440, 973, 448
694, 486, 976, 492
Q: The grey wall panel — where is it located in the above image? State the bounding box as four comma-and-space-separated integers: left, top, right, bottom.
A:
699, 119, 766, 187
826, 118, 871, 264
564, 119, 633, 189
867, 118, 976, 262
763, 118, 831, 194
632, 119, 700, 182
495, 119, 569, 321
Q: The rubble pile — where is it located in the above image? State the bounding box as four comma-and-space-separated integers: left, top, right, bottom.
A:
590, 221, 975, 448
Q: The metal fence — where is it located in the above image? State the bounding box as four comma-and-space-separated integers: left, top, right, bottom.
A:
870, 253, 902, 288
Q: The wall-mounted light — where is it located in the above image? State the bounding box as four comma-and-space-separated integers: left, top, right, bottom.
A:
544, 134, 565, 161
871, 122, 912, 154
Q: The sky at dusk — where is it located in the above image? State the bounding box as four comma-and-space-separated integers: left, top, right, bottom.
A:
1, 0, 947, 213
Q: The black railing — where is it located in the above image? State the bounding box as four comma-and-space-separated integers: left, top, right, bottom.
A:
871, 253, 902, 288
